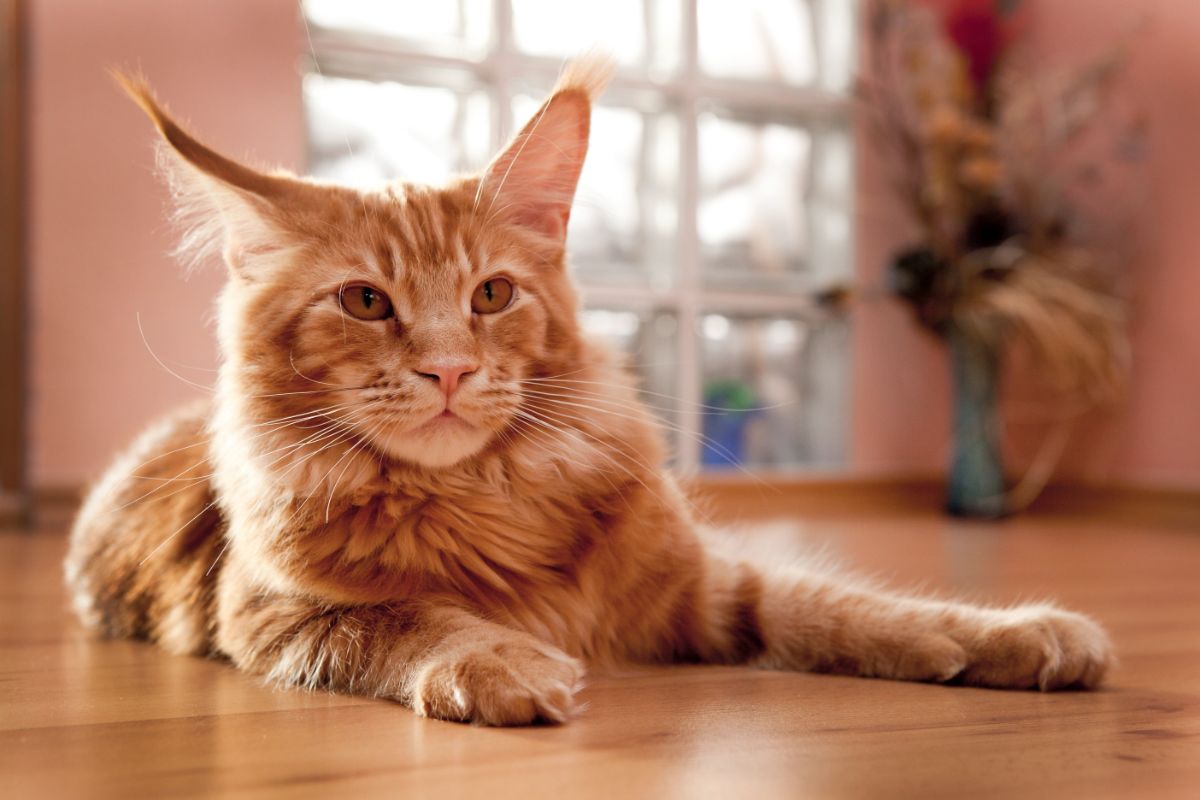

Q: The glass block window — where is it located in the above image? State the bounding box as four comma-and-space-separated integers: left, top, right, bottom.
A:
301, 0, 857, 471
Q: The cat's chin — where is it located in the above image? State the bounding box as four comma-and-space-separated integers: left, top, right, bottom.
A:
372, 415, 496, 470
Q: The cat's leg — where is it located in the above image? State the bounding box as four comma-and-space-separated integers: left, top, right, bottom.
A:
216, 577, 583, 725
682, 556, 1113, 690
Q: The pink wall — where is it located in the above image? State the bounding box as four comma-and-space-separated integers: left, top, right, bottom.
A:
29, 0, 304, 486
851, 0, 1200, 490
1027, 0, 1200, 490
28, 1, 1200, 491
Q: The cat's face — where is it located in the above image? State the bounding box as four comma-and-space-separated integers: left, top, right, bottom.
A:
221, 181, 582, 469
124, 58, 611, 469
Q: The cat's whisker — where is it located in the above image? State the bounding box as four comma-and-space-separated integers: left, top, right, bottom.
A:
524, 388, 759, 470
258, 417, 361, 472
273, 426, 369, 533
288, 348, 346, 388
205, 536, 230, 577
522, 393, 759, 483
275, 403, 380, 481
135, 311, 215, 394
101, 475, 213, 520
525, 365, 593, 382
137, 499, 218, 566
110, 409, 370, 514
503, 419, 635, 514
515, 404, 717, 525
519, 385, 749, 418
512, 409, 686, 525
254, 401, 369, 428
273, 430, 362, 525
523, 377, 794, 414
321, 415, 388, 523
246, 385, 375, 400
510, 406, 693, 522
122, 401, 367, 485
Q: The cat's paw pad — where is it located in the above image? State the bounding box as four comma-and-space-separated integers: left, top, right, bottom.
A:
413, 640, 584, 726
960, 607, 1114, 691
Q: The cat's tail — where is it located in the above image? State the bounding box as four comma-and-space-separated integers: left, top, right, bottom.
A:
65, 400, 227, 656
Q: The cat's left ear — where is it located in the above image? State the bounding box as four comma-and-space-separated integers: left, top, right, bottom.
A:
478, 54, 615, 244
115, 72, 330, 273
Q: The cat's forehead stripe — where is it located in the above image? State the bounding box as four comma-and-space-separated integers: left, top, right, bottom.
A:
369, 233, 395, 282
355, 187, 475, 291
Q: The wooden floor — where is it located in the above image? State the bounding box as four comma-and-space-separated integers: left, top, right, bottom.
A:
2, 496, 1198, 799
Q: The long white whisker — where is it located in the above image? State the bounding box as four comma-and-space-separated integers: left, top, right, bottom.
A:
516, 404, 719, 523
522, 393, 756, 476
289, 348, 344, 387
121, 401, 371, 487
138, 500, 218, 566
205, 536, 230, 577
322, 414, 389, 523
136, 311, 214, 393
522, 377, 793, 414
519, 385, 742, 418
504, 419, 634, 513
512, 406, 710, 524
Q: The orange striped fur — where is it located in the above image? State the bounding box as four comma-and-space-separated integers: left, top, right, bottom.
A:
66, 57, 1113, 725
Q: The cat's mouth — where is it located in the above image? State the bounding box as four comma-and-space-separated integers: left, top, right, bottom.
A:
415, 408, 475, 433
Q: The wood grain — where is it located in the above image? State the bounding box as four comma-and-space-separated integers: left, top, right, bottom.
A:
2, 498, 1198, 799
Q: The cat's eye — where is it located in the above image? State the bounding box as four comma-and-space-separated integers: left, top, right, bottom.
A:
339, 283, 393, 321
471, 277, 515, 314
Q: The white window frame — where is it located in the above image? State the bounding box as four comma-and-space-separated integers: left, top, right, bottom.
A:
301, 0, 855, 472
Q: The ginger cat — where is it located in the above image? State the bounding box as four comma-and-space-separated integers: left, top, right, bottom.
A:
66, 57, 1112, 725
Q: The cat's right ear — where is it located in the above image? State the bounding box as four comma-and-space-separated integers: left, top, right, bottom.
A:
115, 72, 323, 273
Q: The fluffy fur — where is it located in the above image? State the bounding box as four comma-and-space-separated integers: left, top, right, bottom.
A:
66, 57, 1113, 726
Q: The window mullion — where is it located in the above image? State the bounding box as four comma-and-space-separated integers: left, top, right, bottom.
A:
492, 0, 514, 145
675, 0, 701, 471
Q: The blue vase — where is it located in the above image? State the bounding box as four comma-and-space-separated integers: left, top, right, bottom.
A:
946, 326, 1007, 518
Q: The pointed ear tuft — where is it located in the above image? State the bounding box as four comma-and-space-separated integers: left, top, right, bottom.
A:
553, 51, 617, 99
113, 71, 321, 273
113, 70, 294, 203
478, 54, 615, 244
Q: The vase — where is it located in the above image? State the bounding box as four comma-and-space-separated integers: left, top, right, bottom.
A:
946, 326, 1007, 518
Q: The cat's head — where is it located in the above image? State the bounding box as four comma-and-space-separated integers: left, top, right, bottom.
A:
123, 57, 613, 469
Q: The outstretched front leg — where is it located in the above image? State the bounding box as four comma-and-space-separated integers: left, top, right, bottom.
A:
678, 556, 1113, 690
216, 572, 583, 725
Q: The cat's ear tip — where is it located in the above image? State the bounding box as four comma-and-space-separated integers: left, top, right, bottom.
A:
110, 68, 174, 135
554, 51, 617, 100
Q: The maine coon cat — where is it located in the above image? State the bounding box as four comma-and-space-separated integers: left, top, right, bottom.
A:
66, 57, 1112, 726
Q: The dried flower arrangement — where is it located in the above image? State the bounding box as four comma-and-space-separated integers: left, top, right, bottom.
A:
858, 0, 1145, 517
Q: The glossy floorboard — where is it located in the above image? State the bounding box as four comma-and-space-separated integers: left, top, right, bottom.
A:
2, 498, 1198, 799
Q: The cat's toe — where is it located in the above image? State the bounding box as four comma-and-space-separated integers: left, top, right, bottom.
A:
1034, 610, 1113, 690
961, 607, 1114, 691
893, 632, 968, 683
413, 641, 584, 726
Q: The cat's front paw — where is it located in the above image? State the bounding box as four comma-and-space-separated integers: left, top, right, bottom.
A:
956, 605, 1114, 691
412, 639, 584, 726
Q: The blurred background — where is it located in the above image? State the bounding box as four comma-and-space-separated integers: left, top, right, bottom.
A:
0, 0, 1197, 515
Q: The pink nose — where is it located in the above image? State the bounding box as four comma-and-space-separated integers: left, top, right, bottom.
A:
416, 362, 478, 400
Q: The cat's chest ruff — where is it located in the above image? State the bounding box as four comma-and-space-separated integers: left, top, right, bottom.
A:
288, 477, 589, 599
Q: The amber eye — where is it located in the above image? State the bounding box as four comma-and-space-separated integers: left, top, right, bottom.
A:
471, 277, 515, 314
339, 284, 393, 321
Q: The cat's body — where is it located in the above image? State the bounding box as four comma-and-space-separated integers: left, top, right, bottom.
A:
66, 57, 1112, 725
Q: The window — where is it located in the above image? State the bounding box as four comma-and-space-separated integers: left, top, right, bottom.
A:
300, 0, 856, 471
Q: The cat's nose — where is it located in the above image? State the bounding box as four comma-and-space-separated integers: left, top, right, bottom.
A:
415, 361, 478, 400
